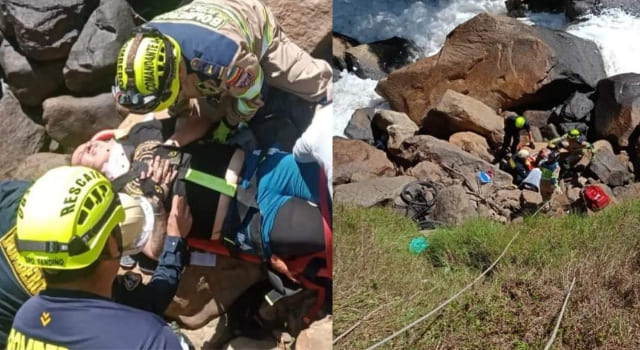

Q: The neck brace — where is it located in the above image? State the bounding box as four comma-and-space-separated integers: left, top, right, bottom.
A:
102, 142, 131, 180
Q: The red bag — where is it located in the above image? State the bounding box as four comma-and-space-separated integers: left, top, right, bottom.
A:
582, 185, 610, 211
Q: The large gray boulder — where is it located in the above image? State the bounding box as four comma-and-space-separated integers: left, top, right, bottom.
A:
343, 107, 374, 143
64, 0, 135, 94
396, 135, 512, 187
593, 73, 640, 148
423, 90, 504, 147
377, 13, 605, 125
6, 0, 98, 61
432, 184, 477, 225
43, 93, 121, 151
0, 39, 65, 106
0, 84, 47, 179
588, 146, 633, 187
333, 137, 395, 185
334, 175, 416, 207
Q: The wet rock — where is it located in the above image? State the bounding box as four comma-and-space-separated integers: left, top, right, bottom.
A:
332, 32, 359, 70
6, 0, 98, 61
566, 0, 640, 21
343, 107, 374, 143
333, 137, 395, 185
432, 184, 477, 225
371, 109, 418, 154
449, 131, 493, 163
345, 36, 420, 80
377, 13, 605, 124
0, 84, 46, 179
334, 175, 417, 207
11, 153, 69, 180
64, 0, 135, 94
43, 93, 121, 151
0, 39, 65, 106
423, 90, 504, 147
588, 146, 633, 187
593, 73, 640, 148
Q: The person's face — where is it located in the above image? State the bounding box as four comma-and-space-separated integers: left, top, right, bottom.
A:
71, 140, 113, 170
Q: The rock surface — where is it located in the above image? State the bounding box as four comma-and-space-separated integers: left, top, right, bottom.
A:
0, 85, 47, 179
566, 0, 640, 21
407, 161, 451, 186
376, 13, 605, 124
0, 40, 65, 106
43, 93, 122, 151
588, 146, 633, 187
344, 36, 420, 80
295, 316, 332, 350
334, 175, 416, 207
371, 109, 418, 153
396, 135, 512, 186
6, 0, 98, 61
432, 184, 477, 225
332, 32, 359, 70
343, 107, 374, 143
263, 0, 331, 59
593, 73, 640, 148
64, 0, 135, 94
449, 132, 493, 163
423, 90, 504, 147
11, 153, 69, 180
333, 137, 395, 185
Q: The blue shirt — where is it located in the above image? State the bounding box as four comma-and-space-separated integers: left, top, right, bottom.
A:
8, 289, 182, 350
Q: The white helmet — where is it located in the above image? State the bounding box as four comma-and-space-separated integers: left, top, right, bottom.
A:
517, 149, 530, 159
118, 193, 160, 257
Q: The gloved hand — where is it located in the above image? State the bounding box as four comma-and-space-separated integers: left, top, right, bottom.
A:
228, 123, 257, 153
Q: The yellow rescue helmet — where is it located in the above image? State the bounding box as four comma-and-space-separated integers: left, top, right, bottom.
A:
15, 166, 125, 270
113, 26, 181, 114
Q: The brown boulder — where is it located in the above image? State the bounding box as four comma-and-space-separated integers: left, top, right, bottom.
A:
407, 161, 450, 186
371, 110, 418, 153
523, 110, 551, 128
0, 85, 46, 180
521, 190, 543, 211
449, 131, 493, 163
43, 93, 122, 151
295, 315, 332, 350
332, 32, 359, 70
334, 175, 416, 207
376, 13, 604, 124
333, 137, 395, 185
424, 90, 504, 147
262, 0, 331, 59
613, 183, 640, 203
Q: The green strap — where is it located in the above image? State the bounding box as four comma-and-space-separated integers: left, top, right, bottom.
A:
184, 168, 237, 197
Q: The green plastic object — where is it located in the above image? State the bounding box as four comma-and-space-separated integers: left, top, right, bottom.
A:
409, 236, 429, 254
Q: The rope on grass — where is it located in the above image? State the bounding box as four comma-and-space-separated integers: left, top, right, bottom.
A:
364, 228, 522, 350
543, 276, 576, 350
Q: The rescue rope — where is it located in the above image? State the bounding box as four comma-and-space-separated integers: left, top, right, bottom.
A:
543, 276, 576, 350
364, 228, 522, 350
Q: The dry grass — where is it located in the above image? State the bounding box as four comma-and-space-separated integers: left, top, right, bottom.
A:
334, 201, 640, 349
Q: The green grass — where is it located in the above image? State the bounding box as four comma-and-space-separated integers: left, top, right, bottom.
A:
334, 201, 640, 349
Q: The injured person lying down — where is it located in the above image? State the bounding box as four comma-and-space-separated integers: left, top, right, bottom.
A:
71, 118, 329, 288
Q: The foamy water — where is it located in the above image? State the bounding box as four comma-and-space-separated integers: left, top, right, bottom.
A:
333, 1, 640, 136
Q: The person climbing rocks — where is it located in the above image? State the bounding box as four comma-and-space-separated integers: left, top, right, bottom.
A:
7, 167, 192, 349
111, 0, 332, 148
547, 128, 594, 169
493, 114, 535, 163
